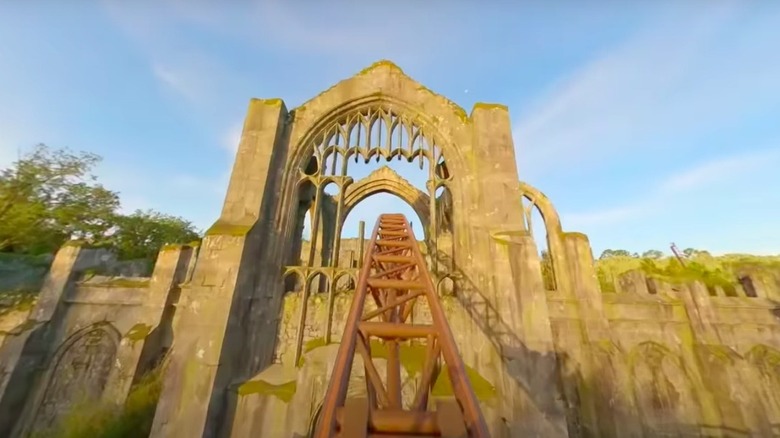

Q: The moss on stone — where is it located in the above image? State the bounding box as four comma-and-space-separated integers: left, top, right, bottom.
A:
204, 221, 254, 237
0, 290, 38, 317
125, 323, 152, 342
358, 60, 403, 76
490, 230, 531, 246
259, 98, 283, 106
369, 340, 429, 377
430, 364, 497, 401
304, 337, 328, 353
472, 102, 508, 112
237, 379, 297, 402
104, 278, 150, 288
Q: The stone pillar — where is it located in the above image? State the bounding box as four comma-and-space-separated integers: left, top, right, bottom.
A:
0, 243, 97, 436
679, 281, 721, 345
469, 103, 525, 230
561, 232, 615, 436
563, 233, 609, 341
490, 230, 568, 437
151, 98, 290, 438
103, 244, 194, 404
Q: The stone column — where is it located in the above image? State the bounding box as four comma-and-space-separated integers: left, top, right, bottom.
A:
103, 244, 194, 404
563, 233, 608, 341
495, 230, 569, 437
150, 98, 290, 438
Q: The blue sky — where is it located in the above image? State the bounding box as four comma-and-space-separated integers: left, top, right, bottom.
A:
1, 1, 779, 257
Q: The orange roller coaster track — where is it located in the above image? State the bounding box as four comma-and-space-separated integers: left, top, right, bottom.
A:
314, 214, 490, 438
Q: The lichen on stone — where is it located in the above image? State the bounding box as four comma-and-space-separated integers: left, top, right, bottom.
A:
264, 98, 284, 107
358, 60, 404, 76
104, 278, 151, 288
0, 290, 38, 317
237, 379, 297, 402
304, 337, 328, 353
369, 340, 429, 377
431, 364, 497, 401
472, 102, 508, 112
204, 220, 254, 237
125, 323, 152, 342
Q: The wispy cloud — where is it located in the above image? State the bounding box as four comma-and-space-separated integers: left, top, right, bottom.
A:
513, 3, 780, 178
660, 147, 780, 192
250, 0, 464, 64
566, 147, 780, 228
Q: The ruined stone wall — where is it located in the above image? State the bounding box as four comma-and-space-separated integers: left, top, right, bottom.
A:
0, 243, 193, 437
545, 254, 780, 437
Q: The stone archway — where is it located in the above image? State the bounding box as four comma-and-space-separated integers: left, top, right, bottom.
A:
29, 323, 120, 433
340, 166, 431, 236
519, 181, 569, 292
164, 60, 548, 437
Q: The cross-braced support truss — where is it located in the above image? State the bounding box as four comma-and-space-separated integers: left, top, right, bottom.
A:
314, 214, 489, 437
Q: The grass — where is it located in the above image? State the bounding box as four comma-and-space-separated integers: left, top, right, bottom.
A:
31, 364, 165, 438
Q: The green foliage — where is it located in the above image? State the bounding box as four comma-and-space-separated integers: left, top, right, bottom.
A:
599, 249, 634, 259
32, 364, 164, 438
111, 210, 200, 260
641, 250, 664, 259
0, 144, 201, 262
0, 144, 119, 254
595, 250, 780, 293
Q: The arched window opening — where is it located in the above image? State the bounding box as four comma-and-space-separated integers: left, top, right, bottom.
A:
524, 198, 555, 291
285, 105, 458, 366
293, 105, 452, 277
340, 192, 426, 267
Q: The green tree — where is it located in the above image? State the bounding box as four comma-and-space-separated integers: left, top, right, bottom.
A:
599, 249, 633, 259
0, 144, 119, 253
641, 250, 664, 259
111, 210, 200, 260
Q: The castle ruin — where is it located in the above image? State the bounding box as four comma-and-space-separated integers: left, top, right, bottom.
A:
1, 61, 779, 437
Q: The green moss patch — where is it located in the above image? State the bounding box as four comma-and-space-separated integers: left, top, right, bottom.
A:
204, 221, 254, 237
431, 364, 497, 401
0, 290, 38, 317
103, 278, 150, 288
125, 323, 152, 342
472, 102, 508, 112
369, 340, 430, 378
304, 337, 328, 353
237, 379, 297, 402
358, 60, 403, 75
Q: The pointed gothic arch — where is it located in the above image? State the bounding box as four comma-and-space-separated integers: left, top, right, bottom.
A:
341, 166, 431, 237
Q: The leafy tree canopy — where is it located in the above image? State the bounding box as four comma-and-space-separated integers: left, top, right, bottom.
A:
0, 144, 200, 259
